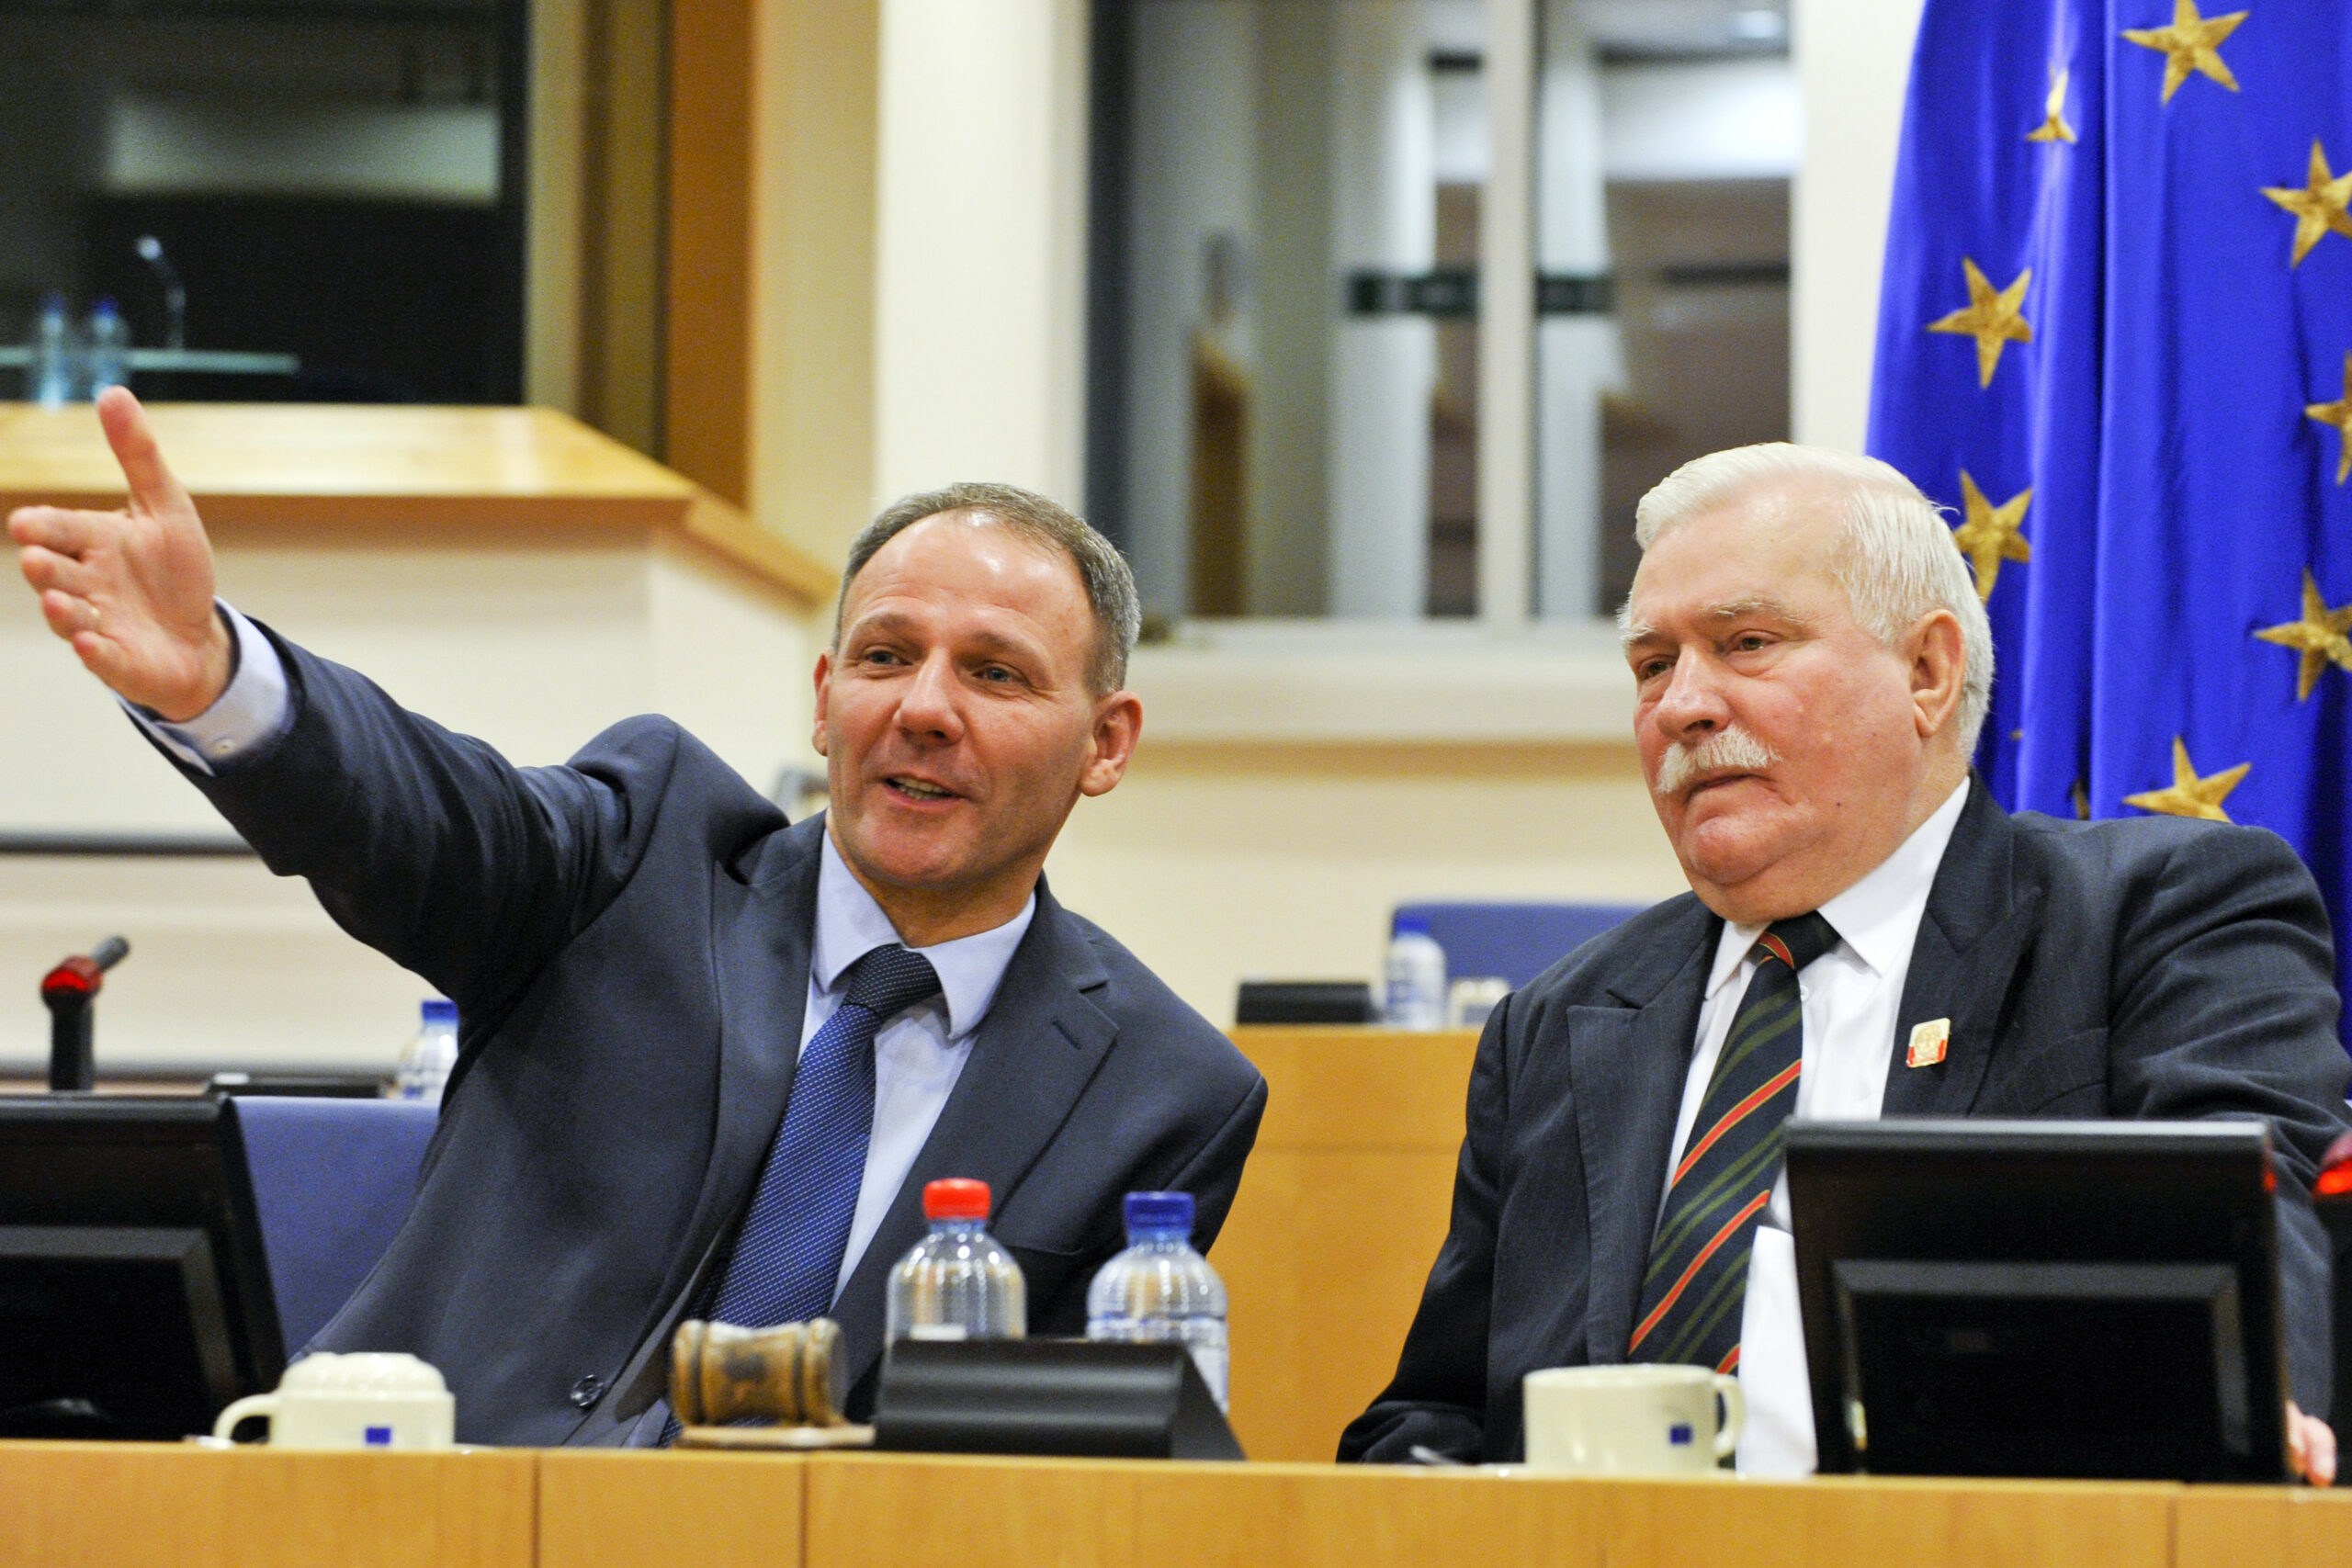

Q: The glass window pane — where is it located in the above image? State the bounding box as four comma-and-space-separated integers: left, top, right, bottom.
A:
1094, 0, 1491, 623
1534, 0, 1795, 619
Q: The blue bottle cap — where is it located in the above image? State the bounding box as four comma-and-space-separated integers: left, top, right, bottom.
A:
422, 998, 458, 1025
1125, 1190, 1193, 1237
1393, 913, 1431, 937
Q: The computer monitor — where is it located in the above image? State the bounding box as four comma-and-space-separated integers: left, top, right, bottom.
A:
0, 1097, 285, 1439
1785, 1118, 2286, 1482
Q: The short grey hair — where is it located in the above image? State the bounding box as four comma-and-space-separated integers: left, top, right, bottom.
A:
1630, 444, 1995, 753
835, 482, 1142, 695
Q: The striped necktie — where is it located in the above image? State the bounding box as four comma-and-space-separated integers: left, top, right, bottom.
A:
1627, 911, 1838, 1375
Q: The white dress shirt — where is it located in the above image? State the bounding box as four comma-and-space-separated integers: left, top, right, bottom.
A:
133, 601, 1035, 1295
1666, 776, 1970, 1475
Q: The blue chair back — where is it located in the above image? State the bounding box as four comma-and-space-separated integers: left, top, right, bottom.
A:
229, 1097, 437, 1353
1393, 902, 1649, 991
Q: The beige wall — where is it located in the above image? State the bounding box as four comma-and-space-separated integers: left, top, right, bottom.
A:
1046, 742, 1686, 1023
0, 528, 819, 1073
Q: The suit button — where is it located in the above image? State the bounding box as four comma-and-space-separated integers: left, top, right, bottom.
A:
570, 1374, 605, 1410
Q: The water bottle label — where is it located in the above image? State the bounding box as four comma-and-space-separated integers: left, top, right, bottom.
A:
907, 1324, 968, 1341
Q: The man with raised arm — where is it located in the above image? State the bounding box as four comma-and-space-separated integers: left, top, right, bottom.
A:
1339, 444, 2347, 1482
10, 389, 1265, 1445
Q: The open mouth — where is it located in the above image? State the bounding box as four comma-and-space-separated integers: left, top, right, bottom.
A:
884, 775, 959, 804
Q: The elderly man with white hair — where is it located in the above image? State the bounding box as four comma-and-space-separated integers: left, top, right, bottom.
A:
1340, 444, 2349, 1480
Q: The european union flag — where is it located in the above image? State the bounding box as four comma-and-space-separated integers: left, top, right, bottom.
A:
1868, 0, 2352, 1042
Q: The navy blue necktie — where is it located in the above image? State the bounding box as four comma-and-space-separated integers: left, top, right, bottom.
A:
706, 943, 944, 1329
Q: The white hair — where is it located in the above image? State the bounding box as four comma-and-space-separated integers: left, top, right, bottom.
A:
1630, 443, 1995, 754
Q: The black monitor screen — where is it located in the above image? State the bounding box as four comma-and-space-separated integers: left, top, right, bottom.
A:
1786, 1118, 2285, 1482
0, 1098, 283, 1440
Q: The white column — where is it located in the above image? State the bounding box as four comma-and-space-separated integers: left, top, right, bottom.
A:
1791, 0, 1925, 453
873, 0, 1090, 505
1327, 2, 1436, 619
1532, 3, 1616, 619
1476, 0, 1534, 629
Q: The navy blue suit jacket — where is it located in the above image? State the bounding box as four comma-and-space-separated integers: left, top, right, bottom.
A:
179, 627, 1266, 1446
1341, 781, 2351, 1463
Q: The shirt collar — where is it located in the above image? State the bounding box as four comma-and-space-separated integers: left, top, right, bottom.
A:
811, 829, 1037, 1042
1704, 776, 1972, 998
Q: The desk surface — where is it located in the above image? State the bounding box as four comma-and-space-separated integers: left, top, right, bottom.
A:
4, 1443, 2346, 1568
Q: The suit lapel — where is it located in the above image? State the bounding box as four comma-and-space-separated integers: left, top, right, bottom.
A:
1881, 779, 2042, 1117
665, 815, 823, 1306
828, 878, 1116, 1395
1570, 897, 1717, 1365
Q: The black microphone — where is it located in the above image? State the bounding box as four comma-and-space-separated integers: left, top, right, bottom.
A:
41, 936, 130, 1092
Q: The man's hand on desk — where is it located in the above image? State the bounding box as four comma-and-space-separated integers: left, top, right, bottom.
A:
2289, 1403, 2336, 1486
8, 386, 232, 722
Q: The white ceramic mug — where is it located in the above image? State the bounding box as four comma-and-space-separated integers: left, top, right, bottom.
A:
1521, 1364, 1745, 1475
212, 1352, 456, 1450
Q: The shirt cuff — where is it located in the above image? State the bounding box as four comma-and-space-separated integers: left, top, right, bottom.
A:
121, 604, 292, 775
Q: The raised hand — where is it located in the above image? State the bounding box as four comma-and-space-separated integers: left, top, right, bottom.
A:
8, 387, 232, 722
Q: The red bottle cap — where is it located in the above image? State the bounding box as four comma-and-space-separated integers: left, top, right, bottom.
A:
2317, 1132, 2352, 1198
923, 1178, 991, 1221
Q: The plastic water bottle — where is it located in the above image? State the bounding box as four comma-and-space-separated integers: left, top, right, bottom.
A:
85, 299, 129, 395
394, 998, 459, 1103
1385, 914, 1448, 1029
886, 1178, 1025, 1341
1087, 1190, 1230, 1410
27, 294, 75, 408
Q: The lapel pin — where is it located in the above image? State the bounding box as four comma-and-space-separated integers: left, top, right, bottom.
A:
1906, 1018, 1951, 1069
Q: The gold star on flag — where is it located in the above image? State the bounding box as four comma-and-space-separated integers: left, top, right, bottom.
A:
2027, 65, 2077, 143
1927, 258, 2033, 388
2121, 0, 2247, 103
2262, 141, 2352, 267
2254, 570, 2352, 701
2123, 737, 2249, 823
2306, 352, 2352, 481
1950, 471, 2032, 599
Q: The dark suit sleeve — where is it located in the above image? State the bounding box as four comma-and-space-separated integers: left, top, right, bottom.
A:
174, 624, 673, 1025
1338, 991, 1513, 1463
2104, 827, 2351, 1415
1179, 1076, 1271, 1256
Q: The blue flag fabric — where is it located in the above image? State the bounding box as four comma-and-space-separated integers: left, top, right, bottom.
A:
1868, 0, 2352, 1043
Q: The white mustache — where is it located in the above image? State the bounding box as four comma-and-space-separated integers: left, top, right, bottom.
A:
1654, 728, 1778, 797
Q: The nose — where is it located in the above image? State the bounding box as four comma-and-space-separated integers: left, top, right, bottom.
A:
1650, 649, 1731, 743
893, 649, 965, 743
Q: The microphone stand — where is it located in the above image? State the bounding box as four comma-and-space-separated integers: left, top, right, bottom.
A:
41, 936, 130, 1092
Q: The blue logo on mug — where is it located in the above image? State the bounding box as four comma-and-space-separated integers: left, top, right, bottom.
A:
365, 1426, 393, 1447
1668, 1423, 1694, 1446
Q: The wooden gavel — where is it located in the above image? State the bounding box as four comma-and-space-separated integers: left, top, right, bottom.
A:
670, 1317, 848, 1427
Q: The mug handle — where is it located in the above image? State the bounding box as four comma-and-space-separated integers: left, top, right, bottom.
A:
1710, 1374, 1746, 1461
213, 1393, 278, 1443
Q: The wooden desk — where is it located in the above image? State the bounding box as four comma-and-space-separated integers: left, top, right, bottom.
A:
6, 1444, 2351, 1567
1216, 1027, 1480, 1462
0, 1441, 535, 1568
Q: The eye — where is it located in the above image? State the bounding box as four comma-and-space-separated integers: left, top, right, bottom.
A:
1730, 633, 1770, 653
975, 664, 1020, 685
855, 646, 906, 668
1635, 656, 1673, 682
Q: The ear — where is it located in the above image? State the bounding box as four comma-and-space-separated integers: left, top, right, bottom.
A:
1079, 690, 1144, 798
810, 649, 833, 757
1907, 609, 1966, 739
